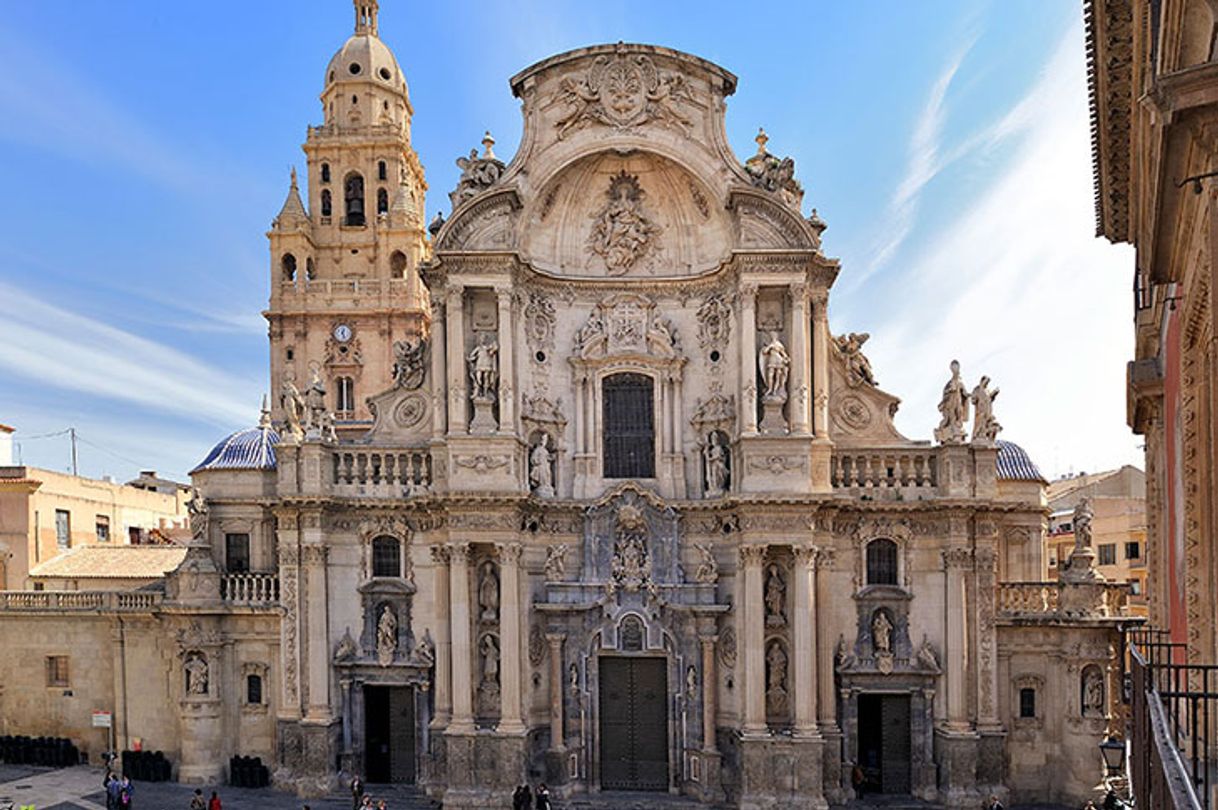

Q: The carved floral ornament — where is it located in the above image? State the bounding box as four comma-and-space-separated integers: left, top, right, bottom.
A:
549, 52, 695, 139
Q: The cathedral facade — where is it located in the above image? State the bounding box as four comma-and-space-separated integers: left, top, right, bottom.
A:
0, 5, 1133, 808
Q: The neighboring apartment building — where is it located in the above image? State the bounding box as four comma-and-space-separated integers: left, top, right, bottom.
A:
1046, 466, 1147, 615
0, 462, 190, 589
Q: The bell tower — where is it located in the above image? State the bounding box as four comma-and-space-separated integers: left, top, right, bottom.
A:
266, 0, 428, 430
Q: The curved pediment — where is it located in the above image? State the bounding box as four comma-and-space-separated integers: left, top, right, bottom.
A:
826, 334, 913, 446
519, 150, 731, 278
730, 189, 819, 250
435, 188, 521, 252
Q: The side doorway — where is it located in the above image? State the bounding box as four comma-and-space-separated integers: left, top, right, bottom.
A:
857, 693, 911, 794
364, 685, 416, 784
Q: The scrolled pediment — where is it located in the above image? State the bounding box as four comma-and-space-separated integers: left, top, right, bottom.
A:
435, 188, 521, 251
730, 189, 816, 250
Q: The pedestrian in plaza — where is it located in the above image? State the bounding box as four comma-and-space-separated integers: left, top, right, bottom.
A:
361, 797, 374, 810
984, 795, 1005, 810
534, 782, 551, 810
376, 801, 386, 810
189, 788, 205, 810
208, 791, 222, 810
513, 784, 532, 810
118, 775, 134, 809
103, 772, 120, 810
351, 773, 365, 810
851, 762, 865, 798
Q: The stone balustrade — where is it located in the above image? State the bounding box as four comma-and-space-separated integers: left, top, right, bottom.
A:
996, 582, 1061, 616
220, 573, 280, 605
0, 590, 163, 612
278, 278, 408, 298
332, 448, 433, 497
831, 449, 938, 491
997, 581, 1130, 618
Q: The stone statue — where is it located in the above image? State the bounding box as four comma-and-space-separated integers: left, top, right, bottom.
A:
467, 335, 499, 401
1083, 668, 1105, 716
480, 634, 500, 684
758, 331, 790, 400
334, 628, 357, 662
569, 662, 580, 694
587, 171, 661, 275
186, 488, 208, 540
280, 376, 305, 440
703, 432, 729, 497
835, 635, 856, 669
609, 504, 654, 596
391, 336, 427, 390
1074, 497, 1095, 550
686, 665, 698, 698
933, 360, 970, 445
871, 610, 893, 654
184, 654, 208, 696
765, 564, 786, 626
970, 375, 1001, 444
478, 562, 499, 622
544, 544, 569, 582
415, 629, 435, 666
449, 133, 506, 207
529, 434, 555, 498
834, 332, 877, 387
693, 542, 718, 585
917, 635, 939, 670
376, 605, 397, 666
765, 641, 788, 704
744, 129, 804, 208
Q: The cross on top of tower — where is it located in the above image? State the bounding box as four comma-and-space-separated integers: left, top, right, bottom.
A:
354, 0, 379, 36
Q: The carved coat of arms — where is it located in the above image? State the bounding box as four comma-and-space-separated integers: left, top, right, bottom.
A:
552, 53, 693, 138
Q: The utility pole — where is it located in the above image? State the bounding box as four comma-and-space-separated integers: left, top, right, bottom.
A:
69, 427, 78, 477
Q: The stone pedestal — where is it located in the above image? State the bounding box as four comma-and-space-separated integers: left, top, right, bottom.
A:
737, 734, 827, 810
820, 725, 846, 805
178, 702, 223, 785
738, 435, 814, 495
934, 726, 981, 809
470, 395, 498, 433
440, 731, 526, 809
760, 395, 788, 434
273, 718, 340, 797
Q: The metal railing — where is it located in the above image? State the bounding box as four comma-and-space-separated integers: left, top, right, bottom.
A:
1129, 627, 1210, 809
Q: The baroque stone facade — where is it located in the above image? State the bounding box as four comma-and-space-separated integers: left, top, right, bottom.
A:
0, 6, 1132, 809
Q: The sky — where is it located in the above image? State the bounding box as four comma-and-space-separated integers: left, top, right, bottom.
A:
0, 1, 1140, 483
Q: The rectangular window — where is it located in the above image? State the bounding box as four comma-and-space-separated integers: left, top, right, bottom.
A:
1098, 544, 1117, 565
96, 515, 110, 543
1125, 542, 1141, 560
54, 510, 70, 549
46, 655, 69, 687
225, 533, 251, 573
129, 526, 142, 545
247, 674, 263, 705
1019, 687, 1036, 718
602, 373, 655, 478
1131, 579, 1142, 595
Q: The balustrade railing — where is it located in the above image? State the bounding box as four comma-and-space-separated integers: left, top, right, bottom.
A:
996, 582, 1061, 615
0, 590, 163, 612
332, 448, 433, 496
831, 449, 938, 490
278, 278, 409, 298
219, 573, 280, 605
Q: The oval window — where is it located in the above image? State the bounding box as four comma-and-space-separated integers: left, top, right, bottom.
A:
349, 63, 362, 75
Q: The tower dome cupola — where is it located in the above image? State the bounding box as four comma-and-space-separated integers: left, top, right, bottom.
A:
323, 0, 407, 96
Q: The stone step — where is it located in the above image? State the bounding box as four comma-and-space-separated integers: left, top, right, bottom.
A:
565, 790, 715, 810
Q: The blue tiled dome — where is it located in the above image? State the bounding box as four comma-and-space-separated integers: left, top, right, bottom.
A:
192, 425, 280, 473
996, 440, 1045, 483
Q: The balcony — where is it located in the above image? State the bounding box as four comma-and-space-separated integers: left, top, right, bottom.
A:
332, 448, 433, 497
219, 573, 280, 606
831, 449, 938, 492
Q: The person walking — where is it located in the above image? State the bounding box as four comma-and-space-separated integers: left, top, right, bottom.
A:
118, 775, 134, 809
351, 774, 365, 810
207, 791, 222, 810
534, 782, 551, 810
851, 762, 866, 799
189, 788, 205, 810
103, 772, 120, 810
984, 795, 1005, 810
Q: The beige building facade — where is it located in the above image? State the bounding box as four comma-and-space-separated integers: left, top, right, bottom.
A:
0, 6, 1133, 808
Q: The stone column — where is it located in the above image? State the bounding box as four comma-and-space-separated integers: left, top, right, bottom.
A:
974, 547, 999, 728
793, 545, 819, 736
430, 545, 452, 726
811, 292, 830, 437
700, 635, 717, 751
302, 542, 330, 720
547, 634, 565, 750
789, 284, 811, 434
498, 542, 525, 733
496, 288, 515, 432
276, 524, 302, 718
448, 543, 474, 732
445, 285, 466, 434
340, 678, 353, 758
943, 548, 972, 730
431, 299, 447, 438
740, 544, 767, 734
739, 284, 759, 435
573, 373, 585, 455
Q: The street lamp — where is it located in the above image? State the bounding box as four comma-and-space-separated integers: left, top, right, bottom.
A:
1099, 734, 1126, 777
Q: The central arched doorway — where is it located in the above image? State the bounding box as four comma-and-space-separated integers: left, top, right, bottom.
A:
598, 655, 669, 791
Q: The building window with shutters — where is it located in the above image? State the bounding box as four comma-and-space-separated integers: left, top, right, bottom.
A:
225, 533, 250, 573
1019, 687, 1036, 718
247, 674, 263, 705
55, 509, 71, 550
602, 373, 655, 478
1098, 544, 1117, 565
46, 655, 70, 687
96, 515, 110, 543
336, 376, 355, 417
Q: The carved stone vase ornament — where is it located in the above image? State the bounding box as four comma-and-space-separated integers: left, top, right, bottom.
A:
449, 132, 505, 207
587, 171, 662, 275
744, 129, 804, 209
933, 359, 970, 445
529, 433, 556, 498
376, 604, 397, 667
970, 375, 1001, 444
391, 336, 427, 390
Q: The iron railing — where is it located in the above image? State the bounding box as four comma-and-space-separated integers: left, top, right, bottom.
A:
1129, 627, 1210, 808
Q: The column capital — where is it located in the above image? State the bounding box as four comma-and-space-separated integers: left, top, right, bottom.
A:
495, 286, 513, 303
430, 544, 451, 565
793, 544, 819, 569
545, 632, 566, 644
448, 542, 471, 564
811, 290, 829, 312
498, 541, 523, 564
446, 284, 465, 302
739, 283, 759, 304
739, 544, 768, 568
789, 282, 809, 303
942, 547, 974, 570
699, 634, 719, 648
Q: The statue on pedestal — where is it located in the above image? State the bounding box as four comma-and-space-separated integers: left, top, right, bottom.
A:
970, 375, 1001, 444
758, 331, 790, 400
530, 434, 555, 497
703, 432, 729, 496
933, 360, 969, 445
467, 335, 499, 401
376, 605, 397, 666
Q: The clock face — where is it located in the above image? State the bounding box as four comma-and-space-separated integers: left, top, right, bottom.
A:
333, 324, 353, 343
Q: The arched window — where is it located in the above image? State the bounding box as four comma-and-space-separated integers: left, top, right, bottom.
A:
246, 674, 263, 705
377, 187, 389, 215
320, 163, 331, 184
390, 250, 407, 278
344, 173, 365, 226
372, 536, 401, 578
378, 160, 388, 181
305, 257, 316, 280
281, 253, 297, 281
321, 189, 332, 218
866, 539, 898, 586
335, 376, 355, 415
603, 373, 655, 478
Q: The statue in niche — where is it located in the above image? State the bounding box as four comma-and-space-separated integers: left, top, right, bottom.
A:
693, 542, 718, 585
480, 634, 500, 685
871, 610, 893, 655
587, 171, 662, 275
569, 663, 580, 695
834, 332, 877, 387
280, 375, 305, 440
391, 336, 427, 390
703, 432, 729, 497
765, 563, 786, 627
970, 375, 1001, 444
686, 666, 698, 698
467, 334, 499, 401
1073, 497, 1095, 550
543, 544, 568, 582
529, 434, 555, 498
933, 360, 970, 445
478, 562, 499, 622
184, 653, 208, 696
1082, 667, 1105, 717
758, 331, 790, 400
765, 641, 788, 712
377, 604, 397, 666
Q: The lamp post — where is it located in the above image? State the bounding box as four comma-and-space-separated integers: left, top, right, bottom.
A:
1099, 734, 1126, 778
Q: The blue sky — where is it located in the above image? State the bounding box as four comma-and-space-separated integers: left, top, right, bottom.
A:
0, 1, 1139, 482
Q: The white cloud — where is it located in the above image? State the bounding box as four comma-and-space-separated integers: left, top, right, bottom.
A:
0, 281, 262, 428
851, 20, 1140, 479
